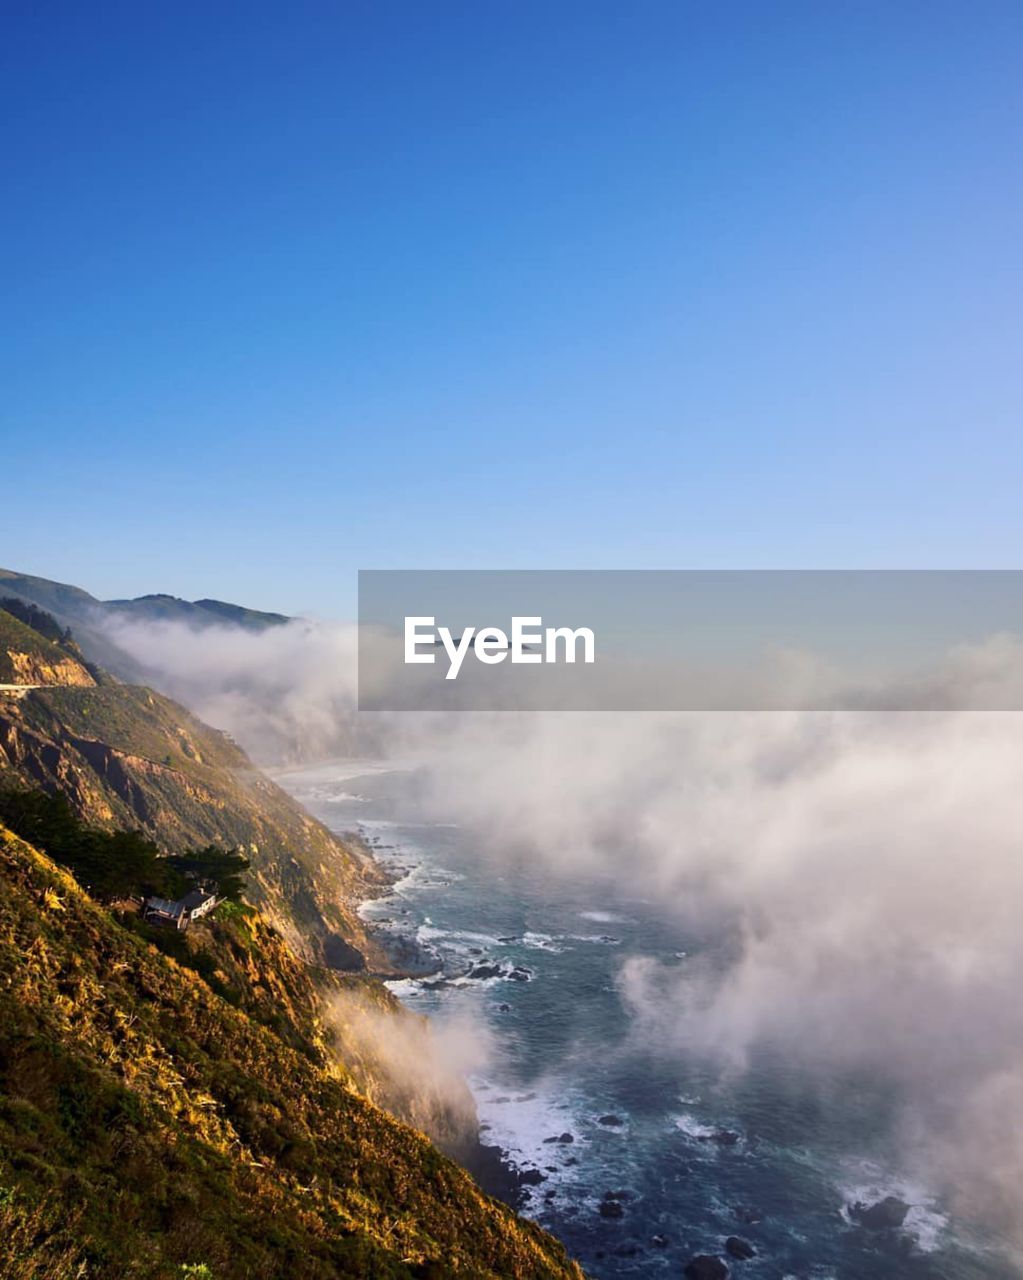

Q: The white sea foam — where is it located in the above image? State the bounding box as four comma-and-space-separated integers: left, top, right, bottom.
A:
578, 910, 630, 924
416, 924, 498, 951
836, 1160, 949, 1254
471, 1075, 587, 1206
673, 1111, 720, 1140
383, 977, 426, 1000
521, 932, 565, 953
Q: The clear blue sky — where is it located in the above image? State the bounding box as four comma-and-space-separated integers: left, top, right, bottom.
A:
2, 2, 1021, 615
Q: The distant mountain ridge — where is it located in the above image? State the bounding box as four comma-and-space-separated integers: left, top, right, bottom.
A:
0, 569, 290, 684
0, 569, 289, 630
104, 591, 290, 629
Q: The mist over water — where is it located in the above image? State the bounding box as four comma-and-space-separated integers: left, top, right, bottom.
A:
107, 616, 1023, 1275
281, 759, 1020, 1280
400, 711, 1023, 1256
95, 615, 367, 763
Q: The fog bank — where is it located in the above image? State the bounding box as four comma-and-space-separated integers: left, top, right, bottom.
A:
106, 612, 1023, 1242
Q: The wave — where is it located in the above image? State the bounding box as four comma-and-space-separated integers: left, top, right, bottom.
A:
835, 1160, 948, 1254
673, 1111, 720, 1141
471, 1076, 588, 1209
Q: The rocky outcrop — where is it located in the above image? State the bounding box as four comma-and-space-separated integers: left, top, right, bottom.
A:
725, 1236, 755, 1259
685, 1256, 729, 1280
6, 649, 95, 687
850, 1195, 910, 1230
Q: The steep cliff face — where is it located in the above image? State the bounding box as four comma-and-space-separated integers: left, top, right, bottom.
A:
0, 600, 583, 1276
0, 823, 583, 1279
0, 603, 390, 971
0, 677, 391, 971
6, 649, 95, 686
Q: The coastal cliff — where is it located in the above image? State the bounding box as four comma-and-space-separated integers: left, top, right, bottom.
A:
0, 662, 388, 972
0, 822, 582, 1278
0, 599, 583, 1278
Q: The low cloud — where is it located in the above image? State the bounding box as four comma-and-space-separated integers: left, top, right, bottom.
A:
100, 611, 1023, 1242
325, 986, 491, 1157
409, 707, 1023, 1240
96, 614, 373, 764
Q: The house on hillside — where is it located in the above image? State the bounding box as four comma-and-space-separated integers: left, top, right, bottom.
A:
143, 888, 219, 930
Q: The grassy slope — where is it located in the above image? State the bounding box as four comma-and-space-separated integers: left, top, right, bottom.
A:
0, 676, 391, 970
0, 822, 583, 1280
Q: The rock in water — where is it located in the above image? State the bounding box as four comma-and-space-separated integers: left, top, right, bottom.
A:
599, 1199, 625, 1219
684, 1256, 729, 1280
698, 1129, 740, 1146
849, 1196, 910, 1230
598, 1114, 624, 1127
725, 1237, 755, 1260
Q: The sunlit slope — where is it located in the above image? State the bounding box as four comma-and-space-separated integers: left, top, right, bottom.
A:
0, 613, 388, 970
0, 822, 583, 1280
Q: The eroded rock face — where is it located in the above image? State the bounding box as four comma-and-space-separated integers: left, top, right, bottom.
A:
7, 650, 95, 687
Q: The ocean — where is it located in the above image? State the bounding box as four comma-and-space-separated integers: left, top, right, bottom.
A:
278, 759, 1018, 1280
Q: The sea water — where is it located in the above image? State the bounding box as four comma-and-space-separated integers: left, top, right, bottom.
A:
278, 761, 1018, 1280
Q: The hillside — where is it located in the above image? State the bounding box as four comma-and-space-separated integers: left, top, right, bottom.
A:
0, 604, 388, 971
0, 569, 288, 686
0, 607, 96, 688
104, 592, 290, 630
0, 821, 582, 1279
0, 570, 289, 634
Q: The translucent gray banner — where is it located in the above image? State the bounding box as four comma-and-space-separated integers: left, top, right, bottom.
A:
358, 570, 1023, 711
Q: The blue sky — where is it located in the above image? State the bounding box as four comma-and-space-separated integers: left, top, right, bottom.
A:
2, 1, 1021, 615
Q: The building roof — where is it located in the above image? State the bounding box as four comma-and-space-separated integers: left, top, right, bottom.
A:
180, 888, 216, 911
144, 890, 216, 917
144, 895, 185, 918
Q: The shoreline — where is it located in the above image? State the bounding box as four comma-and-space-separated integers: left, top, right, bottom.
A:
347, 823, 532, 1211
